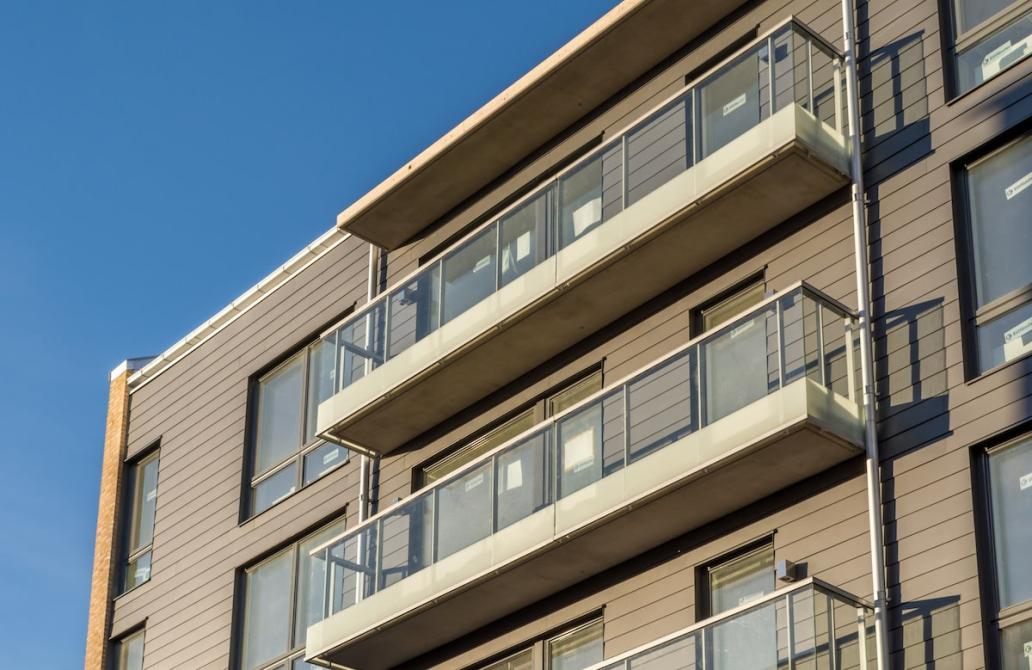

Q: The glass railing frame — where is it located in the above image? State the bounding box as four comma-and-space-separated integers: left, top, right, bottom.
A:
315, 17, 848, 411
309, 281, 860, 619
581, 577, 874, 670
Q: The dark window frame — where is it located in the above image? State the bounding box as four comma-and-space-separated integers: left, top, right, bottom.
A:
470, 611, 605, 670
694, 534, 775, 619
234, 511, 348, 670
689, 273, 767, 339
109, 624, 147, 670
242, 315, 354, 522
117, 441, 160, 597
971, 424, 1032, 669
951, 124, 1032, 380
939, 0, 1032, 100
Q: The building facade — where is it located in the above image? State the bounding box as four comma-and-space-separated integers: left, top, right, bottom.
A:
83, 0, 1032, 669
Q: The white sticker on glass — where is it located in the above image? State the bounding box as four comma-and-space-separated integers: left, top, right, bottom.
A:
474, 256, 491, 272
1005, 171, 1032, 200
322, 450, 340, 466
146, 490, 157, 501
564, 428, 596, 473
723, 93, 747, 116
505, 460, 524, 491
516, 231, 532, 260
1020, 472, 1032, 491
464, 472, 485, 492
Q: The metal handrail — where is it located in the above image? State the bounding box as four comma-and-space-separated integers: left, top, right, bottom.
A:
309, 280, 857, 558
317, 17, 847, 360
577, 577, 872, 670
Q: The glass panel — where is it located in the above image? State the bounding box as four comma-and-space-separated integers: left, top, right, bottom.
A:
989, 437, 1032, 608
548, 619, 604, 670
771, 26, 799, 114
294, 518, 347, 646
243, 550, 293, 670
697, 42, 769, 160
499, 187, 550, 287
255, 354, 304, 474
379, 493, 432, 589
709, 545, 775, 614
388, 264, 441, 359
967, 134, 1032, 308
959, 13, 1031, 95
558, 400, 604, 497
128, 454, 159, 553
779, 291, 818, 386
124, 550, 152, 591
977, 299, 1032, 371
955, 0, 1021, 33
483, 648, 534, 670
1000, 617, 1032, 670
495, 428, 552, 531
559, 154, 604, 249
549, 371, 603, 416
436, 461, 493, 559
698, 282, 766, 333
422, 408, 537, 486
253, 463, 298, 515
115, 630, 146, 670
305, 339, 336, 444
810, 44, 840, 128
701, 304, 777, 424
292, 658, 322, 670
626, 95, 691, 206
302, 442, 347, 485
708, 546, 777, 670
628, 633, 697, 670
334, 303, 386, 390
627, 349, 695, 463
325, 524, 378, 614
442, 227, 498, 324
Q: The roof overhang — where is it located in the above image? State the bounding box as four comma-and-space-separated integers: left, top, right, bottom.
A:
336, 0, 748, 250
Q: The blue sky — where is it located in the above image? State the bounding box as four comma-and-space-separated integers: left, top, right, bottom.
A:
0, 2, 614, 666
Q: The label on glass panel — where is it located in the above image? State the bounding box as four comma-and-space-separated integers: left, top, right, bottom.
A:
564, 428, 596, 473
505, 461, 523, 490
474, 256, 491, 272
1006, 171, 1032, 200
1023, 640, 1031, 658
723, 93, 747, 116
1003, 316, 1032, 362
146, 490, 157, 501
516, 231, 532, 260
1020, 472, 1032, 491
465, 472, 485, 491
323, 450, 340, 466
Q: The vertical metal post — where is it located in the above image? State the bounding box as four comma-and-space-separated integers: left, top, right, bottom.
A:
786, 594, 796, 670
807, 41, 815, 112
322, 549, 333, 618
839, 0, 890, 667
833, 60, 844, 135
695, 343, 705, 429
621, 134, 629, 211
816, 304, 827, 386
622, 386, 631, 468
856, 608, 869, 670
768, 35, 776, 116
828, 594, 838, 670
776, 299, 785, 389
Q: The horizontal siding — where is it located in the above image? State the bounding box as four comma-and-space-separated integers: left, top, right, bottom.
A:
111, 0, 1032, 666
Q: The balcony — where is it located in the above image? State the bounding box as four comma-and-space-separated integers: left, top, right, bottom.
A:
305, 284, 866, 670
315, 19, 852, 456
588, 578, 875, 670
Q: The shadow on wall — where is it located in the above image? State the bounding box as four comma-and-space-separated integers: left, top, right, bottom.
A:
891, 596, 965, 669
856, 0, 933, 183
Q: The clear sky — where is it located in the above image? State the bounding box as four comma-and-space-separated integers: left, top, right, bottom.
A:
0, 1, 615, 666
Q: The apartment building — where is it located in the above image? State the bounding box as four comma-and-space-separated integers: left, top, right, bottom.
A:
83, 0, 1032, 669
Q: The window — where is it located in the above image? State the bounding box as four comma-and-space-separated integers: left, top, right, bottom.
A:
981, 436, 1032, 669
691, 278, 766, 336
945, 0, 1031, 95
121, 449, 159, 593
957, 133, 1032, 375
698, 543, 776, 670
250, 341, 349, 517
240, 516, 346, 670
112, 628, 145, 670
479, 618, 603, 670
419, 370, 603, 487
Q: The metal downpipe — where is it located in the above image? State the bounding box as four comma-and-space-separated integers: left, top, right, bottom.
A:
839, 0, 891, 667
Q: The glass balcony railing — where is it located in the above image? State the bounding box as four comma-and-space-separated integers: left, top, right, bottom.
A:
588, 578, 874, 670
312, 19, 845, 416
308, 284, 860, 625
